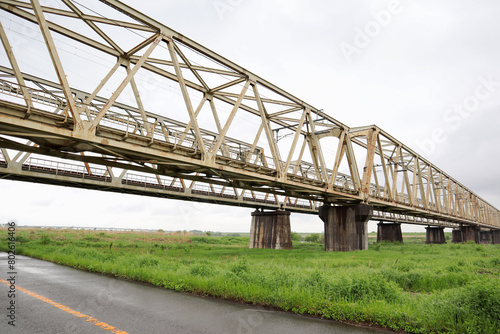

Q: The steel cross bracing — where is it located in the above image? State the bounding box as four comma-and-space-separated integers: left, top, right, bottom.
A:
0, 0, 498, 229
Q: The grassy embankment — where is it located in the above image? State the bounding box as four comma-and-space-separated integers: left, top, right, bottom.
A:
1, 228, 499, 333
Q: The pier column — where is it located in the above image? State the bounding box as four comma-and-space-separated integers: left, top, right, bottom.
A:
452, 229, 463, 243
376, 222, 403, 243
480, 230, 492, 244
461, 225, 480, 243
249, 209, 292, 250
452, 226, 480, 243
492, 230, 500, 244
319, 203, 372, 252
425, 226, 446, 244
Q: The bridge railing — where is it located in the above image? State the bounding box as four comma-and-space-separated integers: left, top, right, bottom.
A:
2, 141, 497, 226
21, 157, 111, 181
5, 154, 327, 211
371, 210, 457, 227
0, 76, 356, 188
0, 153, 461, 225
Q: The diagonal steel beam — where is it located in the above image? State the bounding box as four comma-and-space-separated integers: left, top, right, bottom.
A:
90, 34, 161, 131
126, 61, 151, 137
329, 129, 346, 189
245, 122, 264, 164
283, 108, 307, 177
211, 77, 246, 93
173, 42, 209, 91
166, 37, 206, 158
0, 3, 119, 57
0, 0, 154, 31
210, 80, 250, 157
61, 0, 124, 54
307, 111, 328, 183
30, 0, 81, 124
0, 20, 33, 117
98, 0, 348, 130
79, 57, 126, 119
253, 82, 281, 177
344, 133, 361, 192
360, 128, 378, 201
177, 96, 208, 147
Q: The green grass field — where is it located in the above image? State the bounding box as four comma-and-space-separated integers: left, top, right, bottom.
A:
1, 228, 499, 333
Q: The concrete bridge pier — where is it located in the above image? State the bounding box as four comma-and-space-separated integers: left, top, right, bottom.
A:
480, 230, 492, 244
492, 230, 500, 244
376, 222, 403, 243
451, 229, 463, 243
249, 209, 292, 250
319, 203, 373, 251
461, 225, 480, 243
452, 225, 480, 243
425, 226, 446, 244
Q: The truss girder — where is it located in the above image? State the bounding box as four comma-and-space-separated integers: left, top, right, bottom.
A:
0, 0, 497, 229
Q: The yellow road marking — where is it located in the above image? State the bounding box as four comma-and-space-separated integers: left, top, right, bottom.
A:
0, 279, 128, 334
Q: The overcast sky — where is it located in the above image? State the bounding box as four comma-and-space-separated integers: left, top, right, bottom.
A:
0, 0, 499, 233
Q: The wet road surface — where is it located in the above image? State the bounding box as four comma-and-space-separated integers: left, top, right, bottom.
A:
0, 252, 387, 333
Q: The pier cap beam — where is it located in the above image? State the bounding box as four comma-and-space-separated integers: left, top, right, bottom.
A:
319, 203, 373, 252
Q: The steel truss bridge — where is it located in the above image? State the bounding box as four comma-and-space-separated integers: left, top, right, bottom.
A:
0, 0, 498, 230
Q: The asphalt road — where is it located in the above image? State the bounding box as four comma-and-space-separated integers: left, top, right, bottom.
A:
0, 252, 386, 334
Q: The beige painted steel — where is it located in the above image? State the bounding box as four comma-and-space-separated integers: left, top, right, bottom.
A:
0, 0, 498, 230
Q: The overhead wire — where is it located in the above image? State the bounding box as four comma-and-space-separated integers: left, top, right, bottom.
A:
73, 0, 296, 118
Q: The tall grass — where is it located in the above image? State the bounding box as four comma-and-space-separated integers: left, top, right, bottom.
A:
2, 228, 499, 333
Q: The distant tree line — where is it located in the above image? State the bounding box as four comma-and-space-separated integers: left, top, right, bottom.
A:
305, 233, 325, 244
